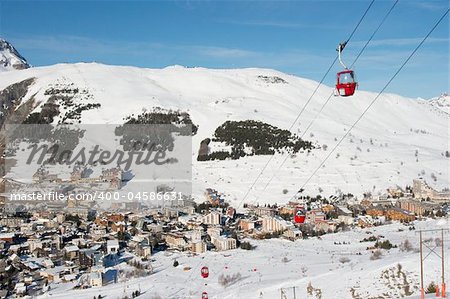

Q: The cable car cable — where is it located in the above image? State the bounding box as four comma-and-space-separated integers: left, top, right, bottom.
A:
255, 0, 399, 199
236, 0, 376, 208
180, 3, 379, 293
291, 7, 449, 199
350, 0, 399, 69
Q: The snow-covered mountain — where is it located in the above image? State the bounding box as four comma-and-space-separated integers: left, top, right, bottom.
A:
0, 38, 30, 71
428, 93, 450, 115
0, 63, 448, 204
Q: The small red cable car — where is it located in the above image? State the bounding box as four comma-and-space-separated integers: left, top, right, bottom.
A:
336, 70, 357, 97
202, 291, 208, 299
335, 41, 357, 97
294, 206, 306, 224
201, 266, 209, 278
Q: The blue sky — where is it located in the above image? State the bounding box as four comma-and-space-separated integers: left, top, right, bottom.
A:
0, 0, 448, 98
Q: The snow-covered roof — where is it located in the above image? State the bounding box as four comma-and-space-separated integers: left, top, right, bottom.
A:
64, 245, 79, 252
107, 239, 119, 247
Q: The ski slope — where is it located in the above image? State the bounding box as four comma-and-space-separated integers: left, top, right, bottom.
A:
0, 63, 448, 204
37, 218, 450, 299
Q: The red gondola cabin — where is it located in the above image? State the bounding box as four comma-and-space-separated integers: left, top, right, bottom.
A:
336, 70, 357, 97
202, 291, 208, 299
201, 266, 209, 278
294, 206, 306, 224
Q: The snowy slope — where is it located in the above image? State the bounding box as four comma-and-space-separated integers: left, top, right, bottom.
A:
38, 218, 450, 299
0, 63, 448, 204
0, 38, 30, 71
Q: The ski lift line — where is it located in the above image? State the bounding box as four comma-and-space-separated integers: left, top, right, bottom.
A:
350, 0, 399, 70
344, 0, 376, 46
256, 0, 400, 198
237, 54, 338, 208
236, 0, 377, 208
182, 3, 380, 291
293, 7, 450, 198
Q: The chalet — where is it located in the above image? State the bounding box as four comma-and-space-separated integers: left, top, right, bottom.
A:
0, 217, 23, 227
349, 204, 367, 217
0, 232, 16, 243
130, 235, 152, 258
21, 260, 42, 272
385, 207, 415, 222
387, 186, 405, 198
335, 205, 353, 217
366, 206, 385, 217
89, 272, 103, 287
239, 219, 256, 231
31, 247, 48, 258
14, 283, 27, 296
147, 223, 163, 233
70, 164, 88, 181
28, 239, 43, 252
413, 179, 450, 202
283, 227, 303, 240
207, 226, 222, 239
79, 245, 102, 268
226, 207, 236, 218
212, 236, 236, 251
398, 198, 440, 216
262, 216, 293, 233
135, 242, 152, 259
40, 266, 64, 283
306, 210, 326, 224
337, 215, 354, 225
278, 206, 295, 216
315, 220, 337, 233
63, 274, 77, 283
111, 221, 125, 233
322, 205, 335, 213
41, 259, 54, 268
163, 207, 179, 219
106, 240, 119, 255
100, 167, 123, 189
202, 211, 221, 225
107, 213, 125, 223
190, 241, 207, 254
164, 232, 188, 250
253, 206, 277, 217
32, 167, 60, 183
90, 225, 107, 240
357, 216, 375, 228
63, 245, 79, 261
205, 188, 225, 206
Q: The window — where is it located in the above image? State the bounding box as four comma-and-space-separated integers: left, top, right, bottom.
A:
339, 72, 355, 84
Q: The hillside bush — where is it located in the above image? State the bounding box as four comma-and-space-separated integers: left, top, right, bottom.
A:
218, 272, 242, 287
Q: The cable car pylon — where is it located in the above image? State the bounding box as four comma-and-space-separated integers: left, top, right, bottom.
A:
416, 228, 448, 299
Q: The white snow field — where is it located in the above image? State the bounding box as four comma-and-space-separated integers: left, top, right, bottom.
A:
1, 63, 448, 205
36, 218, 450, 299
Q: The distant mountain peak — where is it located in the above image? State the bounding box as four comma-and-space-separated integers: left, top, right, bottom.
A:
0, 38, 31, 71
429, 92, 450, 114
